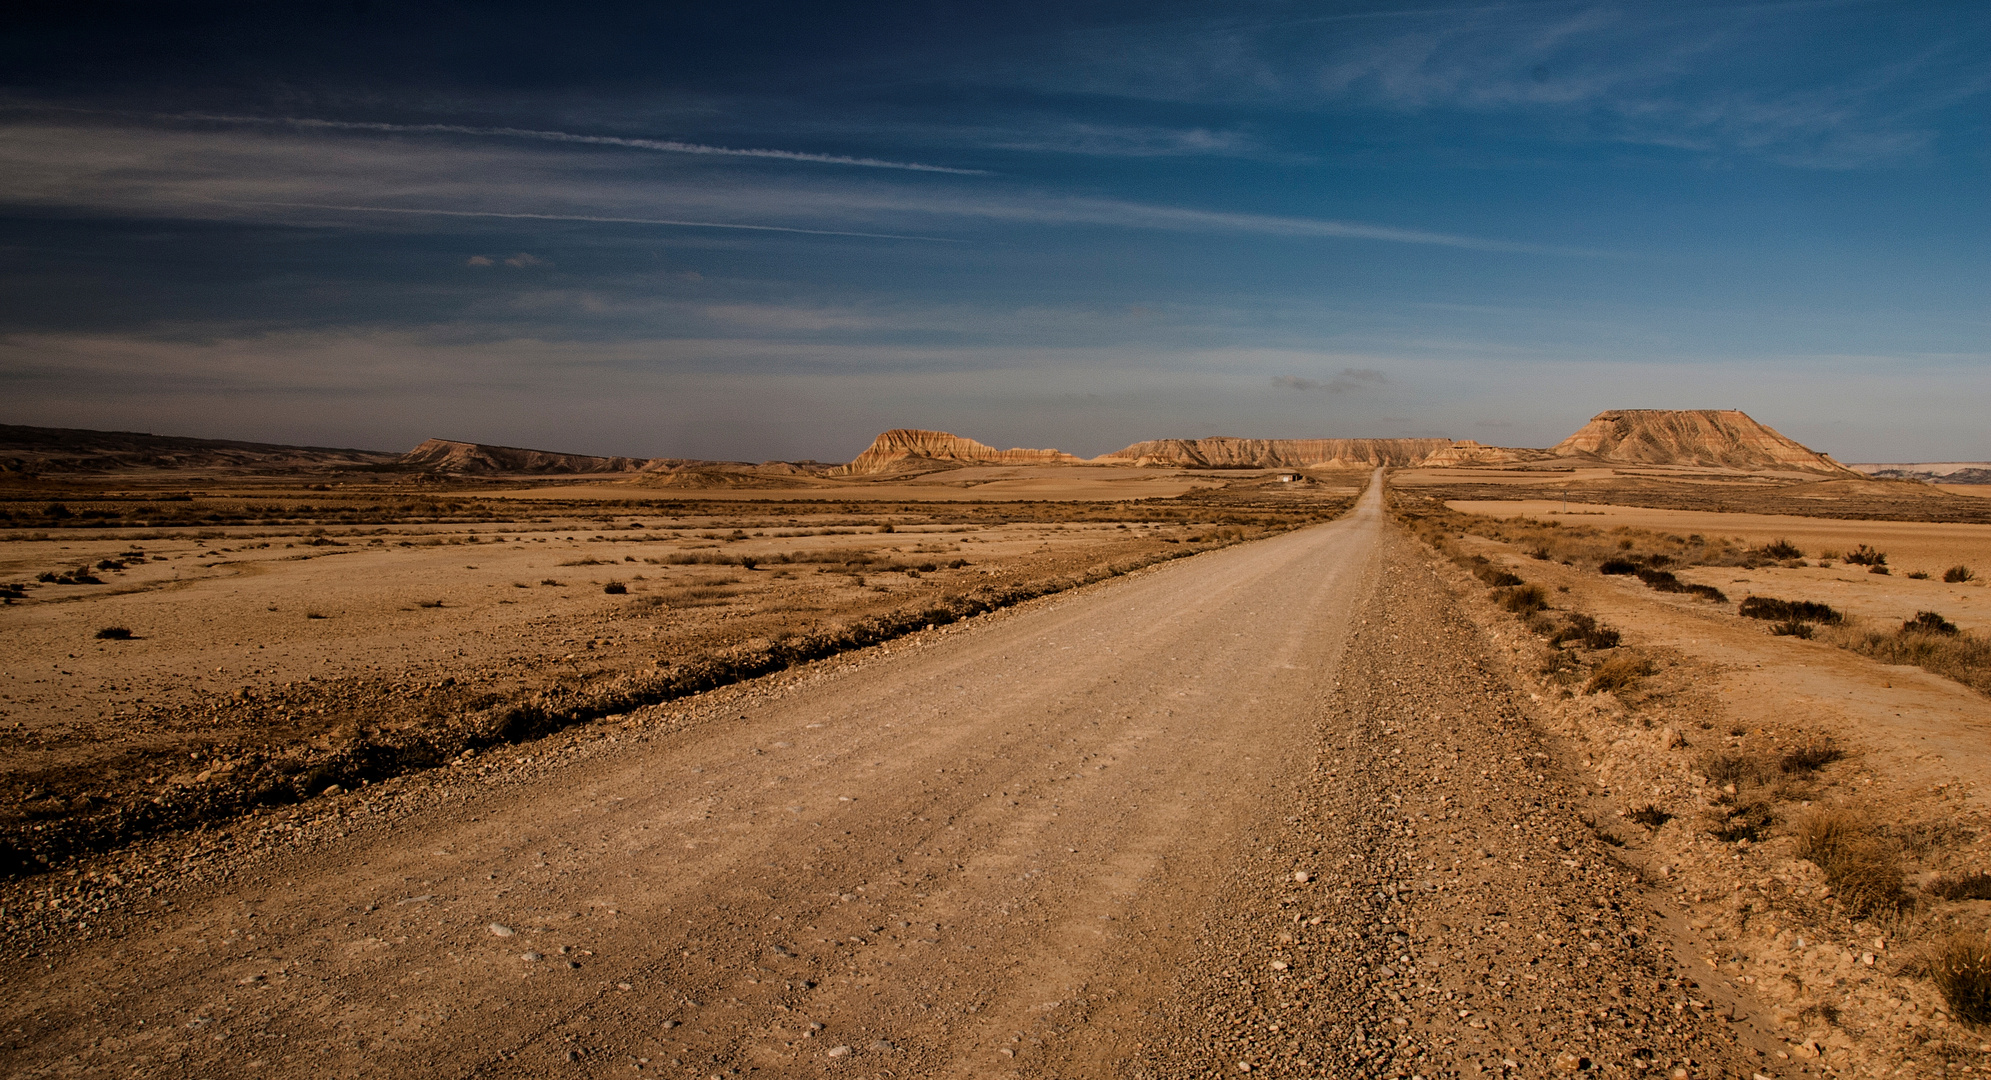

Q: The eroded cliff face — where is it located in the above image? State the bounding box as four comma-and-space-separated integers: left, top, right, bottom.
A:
840, 429, 1083, 474
1419, 440, 1548, 467
398, 439, 653, 474
1096, 437, 1455, 469
1547, 410, 1851, 473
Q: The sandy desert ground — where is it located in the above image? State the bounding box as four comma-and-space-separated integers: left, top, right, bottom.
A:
0, 473, 1357, 875
1446, 499, 1991, 634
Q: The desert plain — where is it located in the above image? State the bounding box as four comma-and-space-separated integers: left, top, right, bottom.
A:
2, 413, 1990, 1080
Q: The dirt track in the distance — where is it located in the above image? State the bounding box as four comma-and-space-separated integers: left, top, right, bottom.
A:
1, 476, 1763, 1079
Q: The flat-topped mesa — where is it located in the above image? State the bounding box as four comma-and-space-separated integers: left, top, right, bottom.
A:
399, 438, 654, 475
1547, 410, 1852, 474
1097, 437, 1455, 469
841, 429, 1083, 475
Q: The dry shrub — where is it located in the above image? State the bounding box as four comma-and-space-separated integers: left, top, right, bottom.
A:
1476, 564, 1525, 587
1627, 805, 1673, 829
1773, 620, 1815, 638
1499, 584, 1548, 614
1710, 800, 1773, 842
602, 582, 627, 595
1794, 807, 1904, 916
1586, 652, 1655, 694
1544, 611, 1621, 650
1945, 565, 1976, 584
1928, 872, 1991, 901
1778, 736, 1844, 775
1598, 557, 1637, 575
94, 626, 134, 640
1701, 752, 1771, 788
1845, 544, 1888, 567
1905, 611, 1960, 636
1738, 596, 1842, 624
1754, 539, 1804, 560
1635, 567, 1728, 603
1928, 933, 1991, 1024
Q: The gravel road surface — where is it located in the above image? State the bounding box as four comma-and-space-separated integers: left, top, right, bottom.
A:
3, 476, 1760, 1078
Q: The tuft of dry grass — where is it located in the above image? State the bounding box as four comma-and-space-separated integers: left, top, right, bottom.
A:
1586, 652, 1655, 694
1793, 807, 1904, 916
1778, 736, 1844, 775
1927, 871, 1991, 901
94, 626, 133, 640
1945, 564, 1976, 584
1701, 751, 1771, 787
1823, 617, 1991, 695
1499, 583, 1548, 614
1928, 933, 1991, 1024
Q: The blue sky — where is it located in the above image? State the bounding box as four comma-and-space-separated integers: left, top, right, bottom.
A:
1, 1, 1986, 462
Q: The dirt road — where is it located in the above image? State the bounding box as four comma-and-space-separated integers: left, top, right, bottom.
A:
2, 476, 1762, 1078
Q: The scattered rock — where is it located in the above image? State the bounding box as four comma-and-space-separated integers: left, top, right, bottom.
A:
522, 951, 543, 962
826, 1045, 851, 1058
1292, 871, 1310, 883
489, 923, 514, 937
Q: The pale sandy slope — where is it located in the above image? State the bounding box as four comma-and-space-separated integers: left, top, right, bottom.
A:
4, 477, 1754, 1079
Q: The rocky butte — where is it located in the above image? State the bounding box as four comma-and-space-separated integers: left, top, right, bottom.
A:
1546, 409, 1853, 474
838, 429, 1085, 475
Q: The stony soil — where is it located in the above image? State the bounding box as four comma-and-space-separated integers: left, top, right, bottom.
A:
0, 477, 1778, 1079
1406, 503, 1991, 1078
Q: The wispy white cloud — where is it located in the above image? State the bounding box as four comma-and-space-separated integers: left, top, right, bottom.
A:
169, 113, 992, 174
240, 201, 964, 242
1272, 368, 1390, 393
0, 121, 1565, 252
1004, 3, 1987, 168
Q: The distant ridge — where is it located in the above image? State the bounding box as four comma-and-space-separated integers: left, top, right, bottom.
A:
840, 429, 1082, 475
1547, 409, 1852, 474
1097, 437, 1455, 469
399, 438, 658, 475
0, 423, 395, 473
0, 411, 1880, 480
1849, 462, 1991, 485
